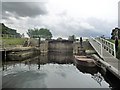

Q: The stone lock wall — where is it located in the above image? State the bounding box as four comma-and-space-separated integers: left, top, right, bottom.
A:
40, 41, 49, 53
48, 40, 73, 53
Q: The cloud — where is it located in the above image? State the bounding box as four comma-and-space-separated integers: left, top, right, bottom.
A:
1, 0, 118, 38
2, 12, 116, 38
2, 2, 47, 19
87, 17, 117, 36
27, 14, 114, 38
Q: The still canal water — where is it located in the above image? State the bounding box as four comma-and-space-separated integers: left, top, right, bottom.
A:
1, 52, 118, 89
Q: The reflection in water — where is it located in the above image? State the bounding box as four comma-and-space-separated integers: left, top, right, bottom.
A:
100, 69, 120, 89
48, 52, 73, 64
76, 62, 104, 86
91, 72, 103, 86
1, 52, 119, 88
76, 64, 98, 75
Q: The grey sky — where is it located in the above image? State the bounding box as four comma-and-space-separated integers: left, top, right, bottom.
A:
118, 1, 120, 27
2, 2, 47, 19
1, 0, 119, 38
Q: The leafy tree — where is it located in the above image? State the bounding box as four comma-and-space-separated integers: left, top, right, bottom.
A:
27, 28, 52, 39
0, 23, 21, 38
111, 28, 120, 39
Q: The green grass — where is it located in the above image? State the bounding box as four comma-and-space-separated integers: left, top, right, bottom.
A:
107, 39, 120, 45
1, 37, 27, 47
107, 39, 120, 47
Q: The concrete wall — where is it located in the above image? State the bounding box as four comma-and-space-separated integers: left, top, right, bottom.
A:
40, 41, 49, 53
73, 40, 94, 54
39, 40, 94, 54
73, 42, 80, 54
6, 47, 39, 61
48, 40, 73, 52
48, 52, 73, 64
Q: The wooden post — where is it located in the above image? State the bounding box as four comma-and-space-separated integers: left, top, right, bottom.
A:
38, 37, 41, 47
80, 37, 83, 48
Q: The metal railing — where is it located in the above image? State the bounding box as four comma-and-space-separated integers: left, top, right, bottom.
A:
89, 37, 116, 58
97, 37, 116, 58
89, 37, 103, 58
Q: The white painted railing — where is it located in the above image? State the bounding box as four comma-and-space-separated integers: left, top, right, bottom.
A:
89, 37, 116, 58
97, 38, 116, 58
89, 37, 103, 58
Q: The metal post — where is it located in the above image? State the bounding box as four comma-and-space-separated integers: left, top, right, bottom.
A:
114, 44, 116, 58
80, 37, 83, 48
38, 37, 41, 47
99, 38, 103, 58
101, 43, 103, 58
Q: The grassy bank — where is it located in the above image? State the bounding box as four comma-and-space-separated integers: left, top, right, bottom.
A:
108, 39, 120, 46
1, 37, 27, 47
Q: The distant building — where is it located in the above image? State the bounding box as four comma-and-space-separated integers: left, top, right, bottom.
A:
68, 35, 75, 41
57, 37, 63, 40
111, 27, 120, 39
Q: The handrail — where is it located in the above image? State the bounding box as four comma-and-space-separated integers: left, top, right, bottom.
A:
89, 37, 103, 58
89, 37, 116, 59
99, 38, 114, 46
97, 38, 116, 58
92, 37, 101, 45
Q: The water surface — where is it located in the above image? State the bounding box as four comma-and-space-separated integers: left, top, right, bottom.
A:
1, 53, 114, 88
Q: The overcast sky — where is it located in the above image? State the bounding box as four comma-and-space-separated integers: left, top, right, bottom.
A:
1, 0, 120, 38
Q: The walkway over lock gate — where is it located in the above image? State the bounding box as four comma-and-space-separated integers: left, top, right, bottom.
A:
88, 37, 120, 79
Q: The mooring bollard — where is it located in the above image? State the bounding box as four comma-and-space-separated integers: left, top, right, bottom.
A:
80, 37, 83, 48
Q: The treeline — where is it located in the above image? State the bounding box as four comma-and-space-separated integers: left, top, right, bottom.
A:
111, 27, 120, 39
27, 28, 52, 39
0, 23, 21, 38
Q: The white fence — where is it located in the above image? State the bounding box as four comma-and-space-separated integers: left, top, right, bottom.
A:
89, 37, 103, 58
97, 37, 116, 58
89, 37, 116, 58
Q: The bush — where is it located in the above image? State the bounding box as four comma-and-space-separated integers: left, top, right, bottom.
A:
116, 46, 120, 59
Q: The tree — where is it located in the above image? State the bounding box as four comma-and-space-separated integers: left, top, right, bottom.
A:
27, 28, 52, 39
111, 28, 120, 39
0, 23, 21, 38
